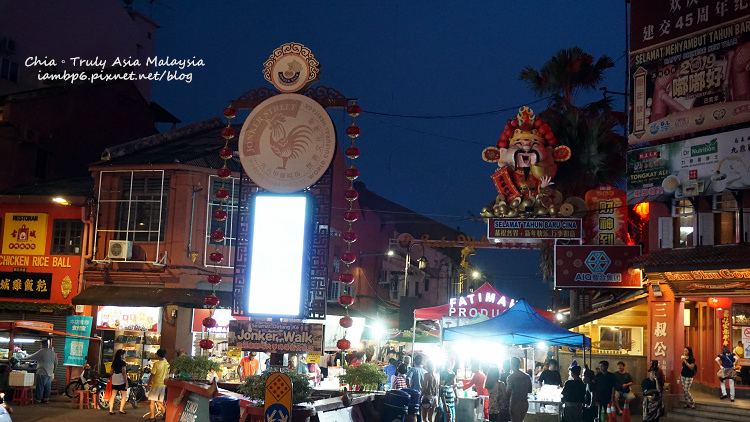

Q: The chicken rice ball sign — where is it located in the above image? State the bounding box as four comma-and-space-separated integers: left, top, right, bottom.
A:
238, 43, 335, 319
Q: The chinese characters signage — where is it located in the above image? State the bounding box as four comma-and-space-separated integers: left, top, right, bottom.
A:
584, 185, 627, 245
555, 246, 642, 289
487, 218, 582, 240
64, 316, 92, 367
721, 309, 732, 347
2, 213, 48, 256
627, 128, 750, 203
0, 272, 52, 300
629, 9, 750, 145
228, 320, 323, 354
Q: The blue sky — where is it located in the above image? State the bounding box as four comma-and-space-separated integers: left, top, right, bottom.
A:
139, 0, 629, 308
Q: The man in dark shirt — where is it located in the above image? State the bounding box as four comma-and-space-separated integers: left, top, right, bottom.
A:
562, 365, 586, 422
538, 358, 563, 387
594, 360, 616, 412
613, 361, 635, 415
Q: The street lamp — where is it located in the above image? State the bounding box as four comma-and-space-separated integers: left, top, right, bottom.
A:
403, 242, 427, 296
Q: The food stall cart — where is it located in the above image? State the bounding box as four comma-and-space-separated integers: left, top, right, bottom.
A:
443, 300, 591, 422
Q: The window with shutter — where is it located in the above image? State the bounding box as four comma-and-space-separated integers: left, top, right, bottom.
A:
672, 199, 695, 248
698, 213, 715, 246
658, 217, 673, 249
713, 194, 738, 245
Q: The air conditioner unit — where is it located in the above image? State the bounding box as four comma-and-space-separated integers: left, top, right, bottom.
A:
0, 38, 15, 54
108, 240, 133, 260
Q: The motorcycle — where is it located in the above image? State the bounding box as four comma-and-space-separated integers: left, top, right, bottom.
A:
65, 365, 98, 398
95, 376, 139, 410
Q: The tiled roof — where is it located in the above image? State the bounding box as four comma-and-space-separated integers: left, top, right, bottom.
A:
632, 243, 750, 271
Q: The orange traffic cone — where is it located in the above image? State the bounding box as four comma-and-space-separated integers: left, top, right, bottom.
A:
605, 403, 612, 422
609, 403, 618, 422
621, 401, 631, 422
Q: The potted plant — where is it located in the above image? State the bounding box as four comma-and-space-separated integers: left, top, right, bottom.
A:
170, 354, 222, 381
339, 363, 387, 392
237, 368, 315, 422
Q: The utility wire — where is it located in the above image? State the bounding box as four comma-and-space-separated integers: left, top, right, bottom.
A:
360, 97, 551, 120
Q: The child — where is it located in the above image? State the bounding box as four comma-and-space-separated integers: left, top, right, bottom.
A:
441, 371, 458, 422
392, 363, 408, 389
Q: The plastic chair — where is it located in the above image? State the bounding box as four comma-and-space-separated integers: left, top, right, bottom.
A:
11, 387, 34, 405
50, 378, 59, 395
70, 390, 95, 409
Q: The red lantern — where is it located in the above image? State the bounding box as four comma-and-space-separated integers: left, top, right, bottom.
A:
210, 229, 226, 242
215, 188, 230, 200
341, 252, 357, 265
345, 188, 359, 202
217, 167, 232, 179
345, 167, 360, 181
207, 274, 222, 284
346, 125, 361, 138
219, 147, 234, 159
634, 203, 650, 220
338, 294, 354, 307
345, 146, 360, 159
205, 295, 220, 307
339, 273, 355, 284
707, 297, 732, 309
343, 231, 358, 244
339, 316, 353, 328
203, 317, 217, 329
209, 251, 224, 263
337, 338, 351, 350
343, 211, 359, 223
221, 127, 235, 140
347, 104, 361, 117
213, 208, 228, 222
223, 106, 237, 119
199, 339, 214, 349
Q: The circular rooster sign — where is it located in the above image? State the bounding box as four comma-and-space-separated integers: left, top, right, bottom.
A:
239, 93, 336, 193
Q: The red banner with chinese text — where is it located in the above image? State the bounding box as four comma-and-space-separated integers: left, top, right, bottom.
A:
721, 308, 731, 348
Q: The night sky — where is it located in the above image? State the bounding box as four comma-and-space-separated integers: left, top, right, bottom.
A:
137, 0, 629, 308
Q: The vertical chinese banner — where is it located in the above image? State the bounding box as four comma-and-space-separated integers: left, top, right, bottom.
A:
651, 301, 671, 372
64, 316, 93, 367
721, 309, 731, 348
584, 185, 628, 245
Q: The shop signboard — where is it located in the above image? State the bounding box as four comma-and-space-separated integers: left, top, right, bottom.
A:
64, 315, 92, 367
487, 218, 582, 241
228, 320, 324, 354
227, 347, 242, 359
191, 309, 248, 334
583, 185, 628, 245
1, 213, 48, 255
721, 309, 731, 347
627, 128, 750, 203
555, 246, 642, 289
629, 2, 750, 146
96, 306, 160, 332
0, 271, 52, 300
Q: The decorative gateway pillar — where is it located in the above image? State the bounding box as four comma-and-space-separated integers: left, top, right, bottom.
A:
647, 283, 685, 392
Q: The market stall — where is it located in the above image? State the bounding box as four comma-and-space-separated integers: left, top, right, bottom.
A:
443, 300, 591, 422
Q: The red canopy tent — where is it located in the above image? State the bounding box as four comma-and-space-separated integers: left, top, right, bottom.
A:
414, 282, 554, 321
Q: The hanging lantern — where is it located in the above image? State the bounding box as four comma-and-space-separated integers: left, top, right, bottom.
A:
217, 166, 232, 179
343, 231, 358, 244
222, 106, 237, 119
203, 317, 217, 329
219, 147, 234, 159
339, 316, 354, 328
707, 297, 732, 309
346, 124, 361, 138
221, 127, 235, 139
345, 166, 360, 181
343, 211, 359, 223
634, 202, 650, 220
338, 294, 355, 307
345, 146, 360, 159
347, 104, 361, 117
344, 188, 359, 202
212, 208, 228, 222
205, 294, 220, 307
215, 188, 230, 200
207, 274, 222, 285
341, 252, 357, 265
199, 338, 214, 350
210, 229, 226, 243
336, 338, 351, 350
209, 251, 224, 263
339, 273, 355, 285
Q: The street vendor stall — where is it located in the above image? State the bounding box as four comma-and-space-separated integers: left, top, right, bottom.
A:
443, 300, 591, 422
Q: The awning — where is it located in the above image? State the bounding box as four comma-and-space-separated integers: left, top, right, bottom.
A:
72, 285, 233, 309
0, 320, 99, 340
561, 293, 649, 329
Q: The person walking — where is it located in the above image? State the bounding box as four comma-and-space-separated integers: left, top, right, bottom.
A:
506, 357, 532, 422
440, 370, 459, 422
22, 338, 57, 404
582, 367, 597, 422
561, 365, 585, 422
109, 349, 129, 415
680, 346, 697, 409
146, 349, 168, 421
641, 360, 665, 422
406, 353, 426, 391
421, 360, 439, 422
613, 361, 635, 415
484, 367, 509, 422
594, 360, 616, 419
716, 345, 739, 401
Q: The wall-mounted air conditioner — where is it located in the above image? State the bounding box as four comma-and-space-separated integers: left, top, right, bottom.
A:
108, 240, 133, 260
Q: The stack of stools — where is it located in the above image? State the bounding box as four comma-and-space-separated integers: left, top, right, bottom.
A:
50, 379, 59, 395
70, 390, 96, 410
11, 387, 34, 406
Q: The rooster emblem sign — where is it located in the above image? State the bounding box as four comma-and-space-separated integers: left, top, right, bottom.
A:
239, 94, 336, 193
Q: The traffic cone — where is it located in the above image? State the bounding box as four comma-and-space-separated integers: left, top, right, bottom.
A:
609, 403, 617, 422
605, 403, 612, 422
621, 401, 631, 422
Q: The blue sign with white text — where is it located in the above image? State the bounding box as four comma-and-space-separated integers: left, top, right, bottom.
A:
63, 316, 92, 366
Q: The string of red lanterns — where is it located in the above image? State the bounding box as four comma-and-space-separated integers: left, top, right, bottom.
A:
199, 104, 238, 351
337, 101, 362, 355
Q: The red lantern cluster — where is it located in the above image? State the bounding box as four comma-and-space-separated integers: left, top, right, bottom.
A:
337, 102, 363, 356
201, 103, 238, 352
707, 297, 732, 309
496, 113, 557, 149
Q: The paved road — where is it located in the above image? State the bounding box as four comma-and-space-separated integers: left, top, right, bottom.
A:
6, 395, 152, 422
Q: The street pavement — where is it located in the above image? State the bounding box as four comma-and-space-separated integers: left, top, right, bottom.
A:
6, 394, 151, 422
